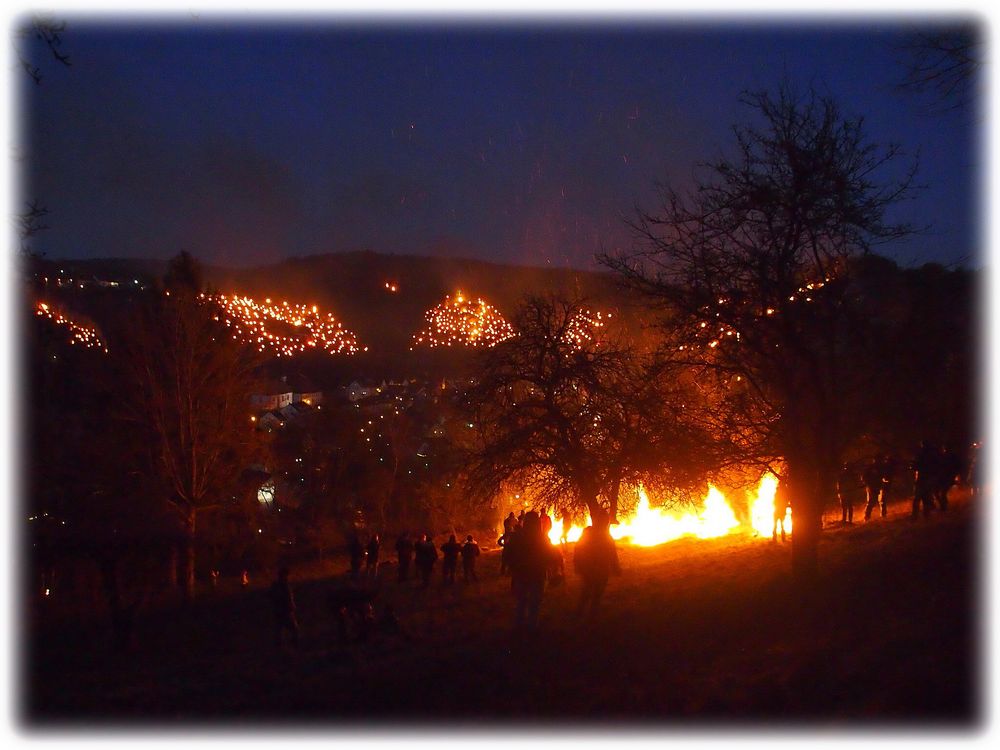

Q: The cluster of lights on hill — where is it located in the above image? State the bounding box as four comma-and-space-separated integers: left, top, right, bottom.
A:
410, 292, 516, 350
562, 309, 610, 350
204, 293, 365, 358
32, 285, 616, 357
34, 302, 107, 352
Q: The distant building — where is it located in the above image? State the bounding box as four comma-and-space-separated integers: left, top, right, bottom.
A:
346, 380, 376, 402
252, 372, 322, 411
251, 392, 294, 411
294, 391, 323, 406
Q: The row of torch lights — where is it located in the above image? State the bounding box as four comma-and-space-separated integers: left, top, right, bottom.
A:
34, 277, 829, 358
33, 288, 609, 357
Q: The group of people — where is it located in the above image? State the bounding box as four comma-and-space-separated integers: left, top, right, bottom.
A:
268, 510, 623, 645
349, 529, 487, 587
392, 531, 483, 587
498, 508, 621, 627
768, 440, 981, 543
832, 441, 978, 526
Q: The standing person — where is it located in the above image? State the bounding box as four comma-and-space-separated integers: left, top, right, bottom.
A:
559, 513, 572, 548
499, 521, 518, 577
414, 534, 438, 588
863, 456, 887, 521
440, 534, 461, 585
503, 512, 517, 537
773, 479, 790, 542
366, 533, 381, 581
935, 445, 963, 512
348, 531, 365, 582
539, 510, 553, 540
912, 440, 938, 519
395, 532, 414, 583
838, 463, 861, 525
878, 454, 893, 517
968, 442, 983, 497
506, 511, 559, 629
461, 535, 481, 583
573, 510, 621, 618
269, 566, 299, 650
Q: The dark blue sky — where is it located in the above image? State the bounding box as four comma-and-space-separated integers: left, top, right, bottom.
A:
20, 19, 980, 270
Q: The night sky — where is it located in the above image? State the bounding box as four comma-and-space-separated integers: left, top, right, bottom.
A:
19, 19, 980, 270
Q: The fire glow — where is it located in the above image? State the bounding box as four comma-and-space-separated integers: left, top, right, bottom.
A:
549, 473, 790, 547
204, 293, 364, 357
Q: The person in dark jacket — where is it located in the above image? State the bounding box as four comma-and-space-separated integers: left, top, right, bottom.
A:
461, 535, 481, 583
395, 532, 414, 583
269, 566, 299, 649
935, 445, 963, 512
863, 455, 890, 520
348, 531, 365, 581
503, 512, 517, 536
414, 534, 439, 588
773, 480, 791, 542
912, 441, 939, 519
506, 512, 560, 629
441, 534, 461, 585
366, 533, 381, 581
573, 510, 621, 617
838, 463, 863, 525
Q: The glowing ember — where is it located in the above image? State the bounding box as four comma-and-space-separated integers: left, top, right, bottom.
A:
35, 301, 107, 351
204, 293, 364, 357
410, 291, 515, 349
547, 474, 787, 547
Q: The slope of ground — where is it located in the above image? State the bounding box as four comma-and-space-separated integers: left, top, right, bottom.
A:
23, 491, 979, 728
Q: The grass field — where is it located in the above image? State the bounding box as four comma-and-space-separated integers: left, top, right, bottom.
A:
22, 490, 980, 729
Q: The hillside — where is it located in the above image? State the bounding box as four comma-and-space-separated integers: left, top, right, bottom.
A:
25, 490, 978, 723
37, 251, 652, 381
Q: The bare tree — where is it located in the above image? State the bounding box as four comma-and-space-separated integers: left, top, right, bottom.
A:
896, 24, 981, 112
119, 254, 263, 598
466, 294, 710, 525
14, 14, 72, 84
602, 85, 918, 579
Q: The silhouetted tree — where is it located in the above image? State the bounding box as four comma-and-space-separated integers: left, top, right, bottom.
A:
119, 255, 263, 598
896, 23, 981, 111
602, 85, 918, 579
466, 294, 710, 524
15, 14, 72, 85
163, 250, 204, 296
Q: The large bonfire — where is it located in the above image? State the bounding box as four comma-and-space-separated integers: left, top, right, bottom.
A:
547, 473, 791, 547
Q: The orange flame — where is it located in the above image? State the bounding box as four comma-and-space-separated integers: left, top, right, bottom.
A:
547, 473, 787, 547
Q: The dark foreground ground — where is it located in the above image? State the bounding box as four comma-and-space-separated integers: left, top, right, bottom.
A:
22, 491, 980, 729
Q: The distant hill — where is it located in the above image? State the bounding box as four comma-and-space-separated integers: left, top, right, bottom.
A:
40, 251, 656, 382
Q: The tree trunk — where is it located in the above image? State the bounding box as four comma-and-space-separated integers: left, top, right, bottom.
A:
167, 544, 178, 588
581, 485, 603, 525
788, 461, 822, 582
608, 474, 622, 524
179, 511, 197, 601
